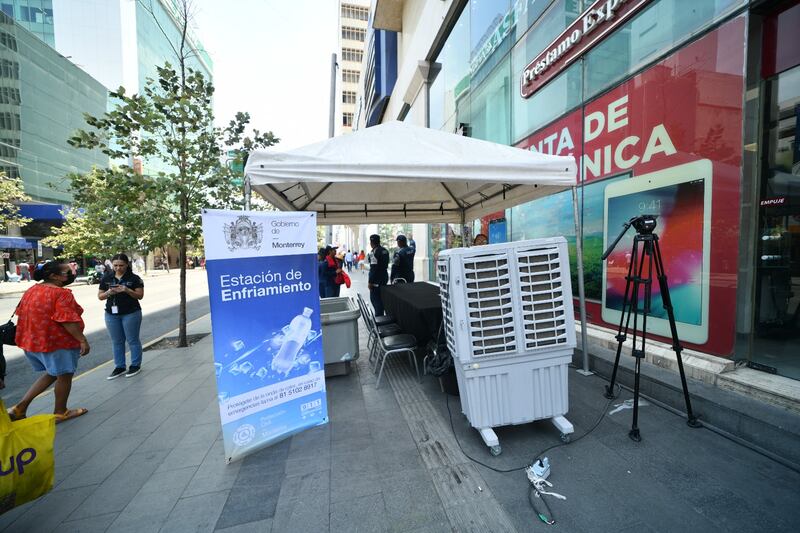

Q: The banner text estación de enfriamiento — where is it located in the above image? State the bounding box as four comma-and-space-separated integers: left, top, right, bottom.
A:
218, 269, 312, 302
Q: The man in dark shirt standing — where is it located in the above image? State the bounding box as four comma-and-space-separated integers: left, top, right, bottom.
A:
391, 234, 415, 283
367, 234, 390, 316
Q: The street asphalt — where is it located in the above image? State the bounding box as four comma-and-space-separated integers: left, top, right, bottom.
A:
0, 270, 210, 405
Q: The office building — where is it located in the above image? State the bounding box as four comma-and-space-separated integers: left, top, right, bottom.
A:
0, 0, 54, 46
0, 10, 108, 273
51, 0, 212, 95
338, 0, 369, 134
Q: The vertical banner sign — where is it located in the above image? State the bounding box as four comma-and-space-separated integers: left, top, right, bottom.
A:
201, 209, 328, 463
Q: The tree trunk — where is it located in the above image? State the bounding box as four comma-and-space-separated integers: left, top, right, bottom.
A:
178, 192, 188, 347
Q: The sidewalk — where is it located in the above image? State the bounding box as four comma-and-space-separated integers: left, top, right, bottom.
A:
1, 276, 799, 532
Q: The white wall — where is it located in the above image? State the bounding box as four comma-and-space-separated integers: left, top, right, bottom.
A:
383, 0, 453, 122
53, 0, 126, 91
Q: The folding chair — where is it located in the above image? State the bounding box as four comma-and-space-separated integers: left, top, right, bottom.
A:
356, 293, 419, 388
356, 294, 402, 365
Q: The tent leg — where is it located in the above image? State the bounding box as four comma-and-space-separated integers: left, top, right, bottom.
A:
572, 186, 592, 376
461, 208, 468, 247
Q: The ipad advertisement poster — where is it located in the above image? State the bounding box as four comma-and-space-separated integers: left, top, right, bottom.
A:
202, 209, 328, 463
602, 161, 712, 344
515, 16, 746, 355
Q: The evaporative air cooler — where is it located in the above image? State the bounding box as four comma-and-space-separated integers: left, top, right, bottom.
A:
437, 237, 576, 456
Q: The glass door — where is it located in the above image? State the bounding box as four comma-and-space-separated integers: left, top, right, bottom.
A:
751, 64, 800, 378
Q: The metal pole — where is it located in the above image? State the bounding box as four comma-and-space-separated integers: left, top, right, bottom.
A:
572, 186, 592, 376
244, 175, 251, 211
323, 52, 337, 242
329, 53, 337, 139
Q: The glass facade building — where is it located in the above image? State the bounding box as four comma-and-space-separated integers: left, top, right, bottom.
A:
411, 0, 800, 379
0, 0, 53, 46
0, 11, 107, 204
0, 10, 107, 273
135, 0, 212, 92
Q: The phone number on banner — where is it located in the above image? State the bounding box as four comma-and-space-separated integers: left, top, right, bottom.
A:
221, 371, 326, 425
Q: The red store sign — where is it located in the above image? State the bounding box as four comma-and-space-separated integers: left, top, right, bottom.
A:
516, 17, 747, 356
520, 0, 651, 98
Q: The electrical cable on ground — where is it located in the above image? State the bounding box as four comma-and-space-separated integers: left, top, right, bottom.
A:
445, 382, 618, 525
444, 382, 620, 473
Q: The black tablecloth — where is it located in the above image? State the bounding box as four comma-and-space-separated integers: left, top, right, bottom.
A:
381, 282, 442, 346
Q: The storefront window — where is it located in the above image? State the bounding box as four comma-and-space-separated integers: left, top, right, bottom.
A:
512, 62, 582, 143
584, 0, 744, 99
470, 56, 511, 145
515, 0, 559, 34
441, 7, 470, 132
470, 0, 511, 87
513, 16, 747, 355
509, 188, 579, 289
511, 0, 582, 141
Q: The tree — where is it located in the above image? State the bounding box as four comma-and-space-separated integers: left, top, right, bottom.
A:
42, 168, 170, 258
0, 173, 31, 233
218, 111, 280, 211
68, 0, 278, 347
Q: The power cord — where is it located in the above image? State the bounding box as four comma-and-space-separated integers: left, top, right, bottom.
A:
444, 383, 620, 473
445, 383, 620, 525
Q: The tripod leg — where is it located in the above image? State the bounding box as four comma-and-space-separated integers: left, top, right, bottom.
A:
629, 355, 642, 442
653, 238, 701, 428
605, 238, 639, 399
630, 241, 653, 442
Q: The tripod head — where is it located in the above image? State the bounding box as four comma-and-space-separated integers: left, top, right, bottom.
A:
601, 215, 658, 260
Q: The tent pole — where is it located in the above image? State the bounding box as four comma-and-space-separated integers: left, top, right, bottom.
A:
572, 186, 592, 376
460, 208, 467, 247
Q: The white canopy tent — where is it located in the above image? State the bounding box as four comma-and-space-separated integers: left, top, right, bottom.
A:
245, 120, 591, 371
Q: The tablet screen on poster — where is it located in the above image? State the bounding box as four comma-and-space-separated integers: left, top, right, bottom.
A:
602, 159, 712, 344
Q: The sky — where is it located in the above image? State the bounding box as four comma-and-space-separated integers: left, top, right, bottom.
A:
193, 0, 339, 151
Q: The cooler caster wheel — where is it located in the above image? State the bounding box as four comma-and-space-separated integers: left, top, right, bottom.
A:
489, 445, 502, 456
560, 433, 571, 443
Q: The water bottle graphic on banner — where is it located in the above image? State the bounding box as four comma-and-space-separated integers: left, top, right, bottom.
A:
272, 307, 313, 376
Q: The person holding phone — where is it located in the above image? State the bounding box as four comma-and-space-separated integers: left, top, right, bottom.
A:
99, 253, 145, 379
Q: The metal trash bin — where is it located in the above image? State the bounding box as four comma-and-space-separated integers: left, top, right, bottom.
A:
320, 296, 361, 376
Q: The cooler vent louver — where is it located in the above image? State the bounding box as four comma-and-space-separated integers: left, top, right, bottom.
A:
463, 252, 516, 357
436, 259, 456, 355
517, 246, 569, 350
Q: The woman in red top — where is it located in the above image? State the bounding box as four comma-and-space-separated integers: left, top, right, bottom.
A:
7, 261, 90, 423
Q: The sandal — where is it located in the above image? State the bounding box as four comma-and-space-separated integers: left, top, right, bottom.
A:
7, 405, 26, 421
54, 407, 88, 424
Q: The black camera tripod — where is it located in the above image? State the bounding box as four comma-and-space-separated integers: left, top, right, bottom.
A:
601, 215, 701, 441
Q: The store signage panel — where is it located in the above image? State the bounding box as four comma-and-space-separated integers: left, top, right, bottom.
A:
520, 0, 651, 98
515, 17, 747, 356
760, 197, 786, 207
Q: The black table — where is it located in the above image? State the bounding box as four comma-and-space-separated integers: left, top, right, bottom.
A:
381, 282, 442, 346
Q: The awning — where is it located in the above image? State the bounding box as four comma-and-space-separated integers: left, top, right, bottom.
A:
245, 121, 577, 224
0, 236, 33, 249
17, 203, 66, 221
244, 120, 591, 373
